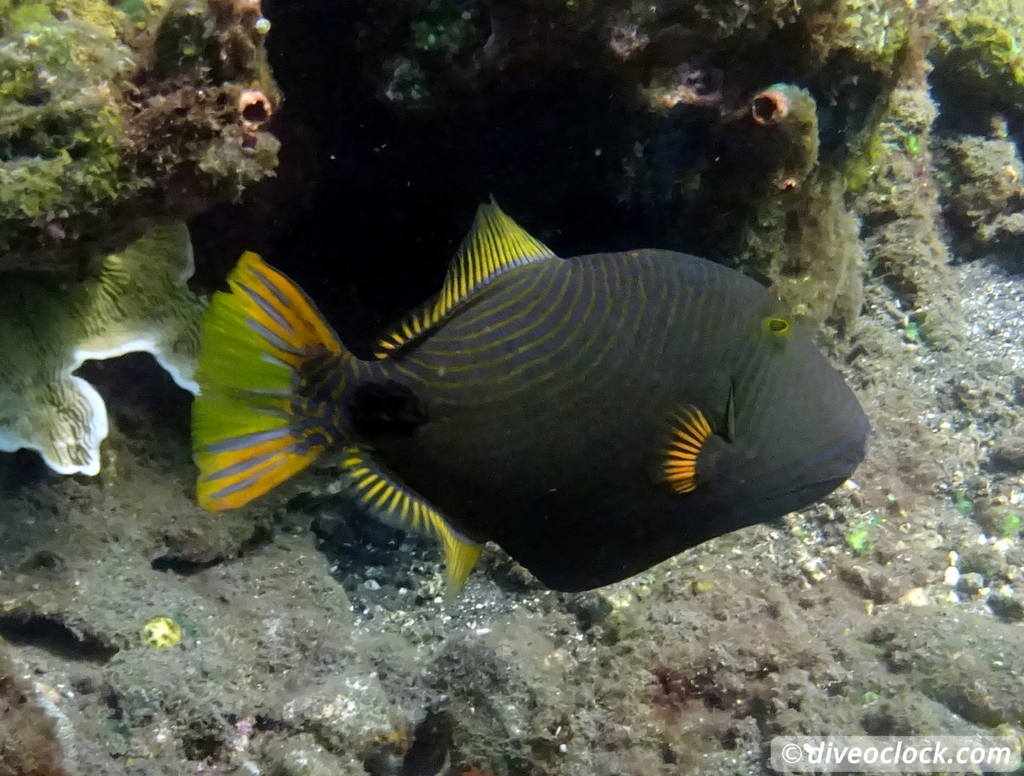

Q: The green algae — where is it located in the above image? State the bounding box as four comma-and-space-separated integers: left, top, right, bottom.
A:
0, 3, 137, 236
998, 513, 1022, 539
934, 0, 1024, 115
833, 0, 917, 67
410, 5, 476, 56
845, 512, 882, 555
0, 0, 130, 36
953, 490, 974, 517
846, 527, 871, 554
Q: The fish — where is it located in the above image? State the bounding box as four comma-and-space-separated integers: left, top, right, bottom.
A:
191, 201, 869, 592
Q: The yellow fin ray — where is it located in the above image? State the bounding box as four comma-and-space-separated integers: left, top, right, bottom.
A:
340, 446, 483, 590
372, 201, 556, 358
663, 406, 713, 494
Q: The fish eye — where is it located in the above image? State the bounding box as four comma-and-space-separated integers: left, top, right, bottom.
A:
764, 316, 791, 336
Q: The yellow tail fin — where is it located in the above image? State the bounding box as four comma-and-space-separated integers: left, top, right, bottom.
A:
192, 252, 350, 510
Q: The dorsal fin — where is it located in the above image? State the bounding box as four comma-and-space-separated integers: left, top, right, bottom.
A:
374, 201, 556, 358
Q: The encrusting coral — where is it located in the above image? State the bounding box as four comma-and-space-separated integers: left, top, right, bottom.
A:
0, 220, 204, 475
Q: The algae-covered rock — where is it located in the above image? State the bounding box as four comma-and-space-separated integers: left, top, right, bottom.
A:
868, 606, 1024, 727
934, 132, 1024, 257
849, 86, 962, 347
0, 220, 204, 475
663, 82, 866, 326
0, 1, 134, 252
933, 0, 1024, 121
365, 0, 918, 116
989, 589, 1024, 622
990, 435, 1024, 473
0, 0, 279, 273
737, 169, 865, 326
262, 733, 367, 776
0, 642, 72, 776
709, 83, 821, 201
832, 0, 919, 68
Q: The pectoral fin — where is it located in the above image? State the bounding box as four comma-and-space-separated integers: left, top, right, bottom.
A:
662, 406, 714, 494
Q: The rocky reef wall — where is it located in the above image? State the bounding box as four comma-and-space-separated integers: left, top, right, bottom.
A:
251, 0, 1023, 341
2, 1, 1024, 775
0, 0, 280, 274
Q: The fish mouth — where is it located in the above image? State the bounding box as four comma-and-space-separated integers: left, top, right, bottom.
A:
717, 416, 868, 526
762, 430, 868, 515
771, 474, 851, 513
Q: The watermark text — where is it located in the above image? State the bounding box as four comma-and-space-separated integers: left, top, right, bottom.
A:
770, 736, 1020, 773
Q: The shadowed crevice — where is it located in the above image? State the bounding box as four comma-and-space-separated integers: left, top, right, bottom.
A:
0, 612, 118, 664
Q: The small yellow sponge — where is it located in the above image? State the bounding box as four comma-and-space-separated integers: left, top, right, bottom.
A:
141, 616, 183, 649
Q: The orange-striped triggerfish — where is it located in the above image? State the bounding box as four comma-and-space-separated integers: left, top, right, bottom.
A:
192, 202, 869, 591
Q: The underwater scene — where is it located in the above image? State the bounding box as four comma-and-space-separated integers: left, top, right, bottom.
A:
1, 0, 1024, 774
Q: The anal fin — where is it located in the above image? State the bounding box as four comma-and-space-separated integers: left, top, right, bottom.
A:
340, 446, 482, 590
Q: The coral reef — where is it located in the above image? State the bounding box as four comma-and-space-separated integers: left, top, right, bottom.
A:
3, 245, 1024, 773
329, 0, 1024, 331
0, 0, 279, 273
0, 220, 203, 475
265, 0, 990, 331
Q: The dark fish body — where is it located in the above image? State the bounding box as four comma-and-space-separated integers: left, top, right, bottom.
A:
193, 204, 868, 591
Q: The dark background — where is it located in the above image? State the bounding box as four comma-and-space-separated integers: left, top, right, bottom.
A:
190, 1, 651, 355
